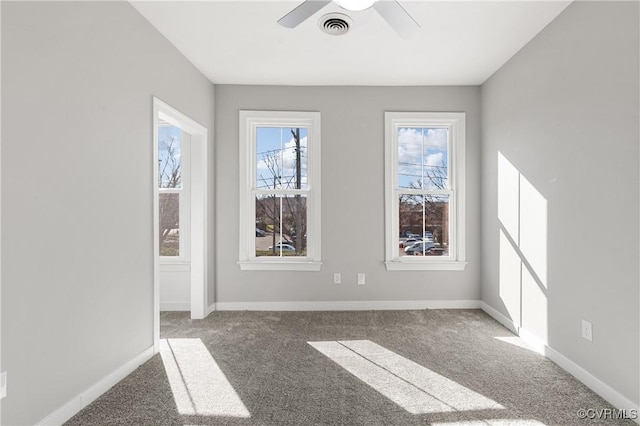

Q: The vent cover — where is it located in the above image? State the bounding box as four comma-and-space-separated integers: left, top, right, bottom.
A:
318, 13, 352, 36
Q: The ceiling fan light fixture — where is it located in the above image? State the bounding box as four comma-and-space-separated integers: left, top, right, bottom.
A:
333, 0, 376, 12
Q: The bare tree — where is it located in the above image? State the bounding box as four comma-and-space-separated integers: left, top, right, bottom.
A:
159, 137, 181, 254
257, 149, 283, 254
398, 159, 448, 243
256, 129, 307, 255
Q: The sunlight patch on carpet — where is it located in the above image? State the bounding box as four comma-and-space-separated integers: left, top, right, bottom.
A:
432, 420, 546, 425
309, 340, 503, 415
494, 336, 536, 352
160, 338, 250, 418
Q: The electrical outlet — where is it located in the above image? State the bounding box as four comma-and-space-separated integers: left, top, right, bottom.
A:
357, 273, 365, 285
333, 273, 341, 284
581, 320, 593, 342
0, 371, 7, 399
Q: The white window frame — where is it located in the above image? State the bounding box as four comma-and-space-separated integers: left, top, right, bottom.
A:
153, 96, 209, 344
384, 112, 467, 271
238, 110, 322, 271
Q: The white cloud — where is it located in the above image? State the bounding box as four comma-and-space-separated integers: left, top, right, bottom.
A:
397, 128, 448, 168
398, 128, 447, 149
425, 152, 444, 167
256, 136, 308, 189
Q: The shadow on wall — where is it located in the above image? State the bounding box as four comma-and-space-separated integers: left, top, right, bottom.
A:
497, 152, 548, 343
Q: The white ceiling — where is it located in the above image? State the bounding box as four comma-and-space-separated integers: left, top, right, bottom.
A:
130, 1, 571, 86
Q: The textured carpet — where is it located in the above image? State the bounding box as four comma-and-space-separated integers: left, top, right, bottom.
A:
65, 310, 634, 425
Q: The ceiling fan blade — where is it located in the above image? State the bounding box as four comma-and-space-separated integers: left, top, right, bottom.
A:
372, 0, 420, 39
278, 0, 332, 28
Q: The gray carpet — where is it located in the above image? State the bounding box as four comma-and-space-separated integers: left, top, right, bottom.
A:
65, 309, 634, 425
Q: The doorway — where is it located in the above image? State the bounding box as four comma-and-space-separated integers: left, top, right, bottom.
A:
153, 98, 208, 350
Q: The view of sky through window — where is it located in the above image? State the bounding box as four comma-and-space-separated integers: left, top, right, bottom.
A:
397, 127, 449, 190
254, 126, 309, 257
159, 125, 182, 256
256, 127, 308, 190
159, 125, 182, 188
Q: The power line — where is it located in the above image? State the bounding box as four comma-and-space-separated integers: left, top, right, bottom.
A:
398, 161, 446, 169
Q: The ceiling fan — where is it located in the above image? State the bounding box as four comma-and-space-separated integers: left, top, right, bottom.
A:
278, 0, 420, 39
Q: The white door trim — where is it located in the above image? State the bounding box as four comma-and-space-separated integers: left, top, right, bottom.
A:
153, 97, 208, 353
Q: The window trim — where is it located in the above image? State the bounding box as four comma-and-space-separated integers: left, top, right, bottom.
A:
384, 112, 467, 271
238, 110, 322, 271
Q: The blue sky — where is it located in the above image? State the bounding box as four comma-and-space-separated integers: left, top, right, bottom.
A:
256, 127, 308, 190
397, 127, 449, 190
158, 125, 182, 188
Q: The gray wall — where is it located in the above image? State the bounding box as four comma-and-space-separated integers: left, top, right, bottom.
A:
481, 1, 639, 404
1, 2, 214, 424
215, 86, 480, 304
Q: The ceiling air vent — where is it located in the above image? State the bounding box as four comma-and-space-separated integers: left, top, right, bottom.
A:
318, 13, 352, 36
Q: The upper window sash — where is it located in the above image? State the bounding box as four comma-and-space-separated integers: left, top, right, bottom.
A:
384, 112, 466, 271
238, 111, 322, 271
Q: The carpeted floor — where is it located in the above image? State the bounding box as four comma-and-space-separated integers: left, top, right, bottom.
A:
66, 309, 634, 425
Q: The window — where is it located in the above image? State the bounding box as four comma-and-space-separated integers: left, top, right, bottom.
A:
238, 111, 321, 271
384, 112, 466, 271
158, 123, 190, 262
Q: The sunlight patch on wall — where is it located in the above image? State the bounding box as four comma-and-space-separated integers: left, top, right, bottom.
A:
159, 338, 251, 418
499, 229, 522, 327
498, 152, 520, 239
522, 266, 548, 342
497, 151, 548, 345
309, 340, 503, 414
519, 174, 548, 288
497, 153, 522, 325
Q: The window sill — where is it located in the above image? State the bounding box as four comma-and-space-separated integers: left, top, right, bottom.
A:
384, 260, 467, 271
238, 260, 322, 271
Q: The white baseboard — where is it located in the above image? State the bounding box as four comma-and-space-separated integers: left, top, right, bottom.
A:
480, 302, 639, 421
36, 346, 154, 426
214, 299, 481, 311
207, 303, 216, 316
479, 301, 520, 335
544, 344, 639, 418
160, 302, 190, 311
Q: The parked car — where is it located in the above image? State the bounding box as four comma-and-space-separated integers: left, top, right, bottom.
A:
399, 237, 422, 248
268, 243, 296, 251
256, 228, 266, 237
404, 241, 443, 256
